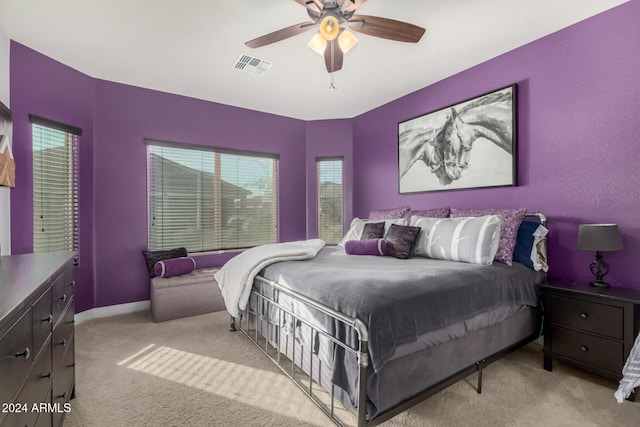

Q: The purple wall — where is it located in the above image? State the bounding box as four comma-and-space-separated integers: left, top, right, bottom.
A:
91, 81, 307, 308
10, 42, 307, 310
10, 42, 95, 312
305, 119, 353, 238
352, 1, 640, 289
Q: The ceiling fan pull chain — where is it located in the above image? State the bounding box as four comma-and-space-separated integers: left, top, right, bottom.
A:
330, 73, 337, 91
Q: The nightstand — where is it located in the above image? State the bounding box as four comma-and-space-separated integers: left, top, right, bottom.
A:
540, 280, 640, 401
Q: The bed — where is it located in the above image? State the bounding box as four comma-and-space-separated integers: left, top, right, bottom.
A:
221, 212, 548, 426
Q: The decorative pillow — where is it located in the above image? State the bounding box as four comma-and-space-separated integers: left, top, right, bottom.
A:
404, 206, 450, 222
384, 224, 421, 259
154, 257, 197, 278
360, 222, 385, 240
514, 221, 549, 272
410, 215, 502, 265
338, 218, 408, 247
344, 239, 387, 256
450, 208, 526, 266
142, 247, 188, 278
368, 206, 410, 220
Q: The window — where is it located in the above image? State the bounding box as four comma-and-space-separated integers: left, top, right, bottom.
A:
31, 116, 80, 261
147, 141, 279, 252
317, 157, 343, 244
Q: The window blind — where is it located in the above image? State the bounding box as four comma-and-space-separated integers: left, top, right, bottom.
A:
317, 157, 343, 244
32, 121, 80, 261
147, 142, 279, 252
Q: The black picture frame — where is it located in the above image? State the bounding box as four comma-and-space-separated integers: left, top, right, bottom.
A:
398, 84, 517, 194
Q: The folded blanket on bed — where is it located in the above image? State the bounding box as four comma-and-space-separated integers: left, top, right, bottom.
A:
615, 331, 640, 403
214, 239, 325, 317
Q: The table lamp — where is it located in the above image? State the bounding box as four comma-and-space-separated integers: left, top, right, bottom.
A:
577, 224, 623, 288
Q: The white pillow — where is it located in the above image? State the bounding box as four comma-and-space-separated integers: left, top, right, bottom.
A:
410, 215, 502, 265
337, 217, 408, 247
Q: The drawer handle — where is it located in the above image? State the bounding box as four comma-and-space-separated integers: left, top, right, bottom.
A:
58, 294, 67, 302
57, 339, 67, 347
67, 363, 76, 368
580, 313, 588, 319
68, 281, 75, 288
15, 347, 31, 360
56, 392, 66, 400
42, 314, 53, 323
581, 345, 589, 352
41, 372, 51, 379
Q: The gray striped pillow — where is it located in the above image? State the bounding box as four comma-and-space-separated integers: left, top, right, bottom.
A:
410, 215, 502, 265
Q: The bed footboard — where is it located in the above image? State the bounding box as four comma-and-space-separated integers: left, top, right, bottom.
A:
231, 275, 370, 426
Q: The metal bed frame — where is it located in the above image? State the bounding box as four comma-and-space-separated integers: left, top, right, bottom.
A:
230, 212, 548, 426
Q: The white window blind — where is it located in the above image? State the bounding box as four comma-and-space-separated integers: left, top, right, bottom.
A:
32, 116, 80, 261
317, 157, 343, 244
147, 141, 279, 252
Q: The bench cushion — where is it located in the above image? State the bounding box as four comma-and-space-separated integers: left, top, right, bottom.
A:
150, 269, 225, 322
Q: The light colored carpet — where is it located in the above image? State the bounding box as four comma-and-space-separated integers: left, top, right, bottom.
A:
65, 310, 640, 427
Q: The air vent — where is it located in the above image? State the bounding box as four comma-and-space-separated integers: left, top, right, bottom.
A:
232, 54, 273, 76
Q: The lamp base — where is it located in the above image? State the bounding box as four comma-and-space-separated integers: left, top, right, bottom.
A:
589, 252, 611, 289
589, 280, 610, 288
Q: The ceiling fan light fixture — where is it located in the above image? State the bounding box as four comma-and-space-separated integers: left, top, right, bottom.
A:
338, 30, 358, 54
308, 33, 327, 56
319, 15, 340, 41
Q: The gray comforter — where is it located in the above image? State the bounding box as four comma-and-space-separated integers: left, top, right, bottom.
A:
260, 246, 543, 373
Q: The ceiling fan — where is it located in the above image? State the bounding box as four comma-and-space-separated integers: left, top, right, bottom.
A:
245, 0, 426, 73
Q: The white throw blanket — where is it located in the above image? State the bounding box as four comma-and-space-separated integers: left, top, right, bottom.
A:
615, 331, 640, 402
214, 239, 325, 318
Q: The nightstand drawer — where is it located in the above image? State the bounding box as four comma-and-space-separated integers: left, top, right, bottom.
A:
549, 295, 623, 339
551, 326, 624, 374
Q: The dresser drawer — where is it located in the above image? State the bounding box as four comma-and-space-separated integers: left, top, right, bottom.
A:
52, 267, 74, 328
52, 299, 74, 376
549, 295, 623, 339
52, 336, 74, 427
551, 326, 624, 374
0, 311, 33, 407
9, 348, 53, 427
32, 287, 53, 360
35, 411, 53, 427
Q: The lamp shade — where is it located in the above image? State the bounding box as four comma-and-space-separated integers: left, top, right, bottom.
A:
577, 224, 623, 252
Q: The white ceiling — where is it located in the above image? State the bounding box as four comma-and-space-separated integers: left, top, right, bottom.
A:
0, 0, 628, 121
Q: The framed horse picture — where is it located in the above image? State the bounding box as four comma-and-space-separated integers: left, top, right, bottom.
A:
0, 101, 14, 188
398, 84, 517, 194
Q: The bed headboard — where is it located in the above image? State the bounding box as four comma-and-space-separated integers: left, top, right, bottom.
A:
525, 212, 547, 228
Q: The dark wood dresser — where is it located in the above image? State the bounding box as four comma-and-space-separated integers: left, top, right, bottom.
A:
540, 280, 640, 401
0, 252, 75, 427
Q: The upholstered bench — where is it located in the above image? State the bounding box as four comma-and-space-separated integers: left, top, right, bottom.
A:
150, 268, 225, 322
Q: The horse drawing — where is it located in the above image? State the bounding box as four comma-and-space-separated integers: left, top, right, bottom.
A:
399, 89, 513, 186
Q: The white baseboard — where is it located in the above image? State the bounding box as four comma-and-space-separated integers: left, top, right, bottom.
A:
75, 300, 150, 325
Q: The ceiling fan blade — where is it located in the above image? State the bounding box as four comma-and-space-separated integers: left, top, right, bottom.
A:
348, 14, 425, 43
246, 21, 316, 48
342, 0, 367, 12
324, 39, 343, 73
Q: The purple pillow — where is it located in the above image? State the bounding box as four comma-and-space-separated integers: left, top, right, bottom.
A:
404, 206, 450, 222
450, 208, 526, 266
369, 206, 410, 220
384, 224, 421, 259
345, 239, 387, 256
360, 222, 385, 240
142, 247, 188, 278
154, 257, 196, 278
